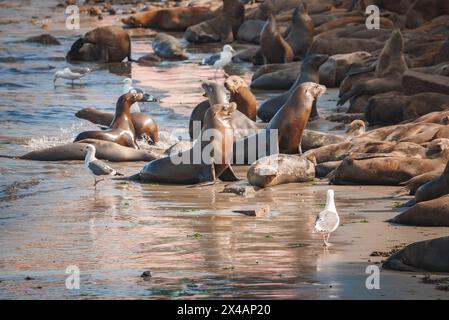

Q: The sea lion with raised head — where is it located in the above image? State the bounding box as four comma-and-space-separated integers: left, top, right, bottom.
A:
224, 75, 257, 121
383, 236, 449, 272
285, 4, 314, 60
257, 54, 328, 122
74, 92, 156, 149
75, 108, 159, 144
66, 26, 132, 63
259, 14, 293, 64
137, 103, 239, 185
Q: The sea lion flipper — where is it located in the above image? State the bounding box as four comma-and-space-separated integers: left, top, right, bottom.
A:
218, 166, 239, 182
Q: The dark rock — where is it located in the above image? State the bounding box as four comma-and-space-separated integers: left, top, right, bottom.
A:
25, 34, 60, 45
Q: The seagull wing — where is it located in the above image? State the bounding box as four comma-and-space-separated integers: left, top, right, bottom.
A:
314, 209, 339, 233
88, 160, 116, 176
202, 53, 221, 66
70, 67, 91, 75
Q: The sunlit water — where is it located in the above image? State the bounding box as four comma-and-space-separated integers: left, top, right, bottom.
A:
1, 1, 448, 300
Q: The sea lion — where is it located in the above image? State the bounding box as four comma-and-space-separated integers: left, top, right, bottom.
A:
383, 236, 449, 272
285, 4, 314, 60
257, 54, 328, 122
259, 14, 293, 64
236, 19, 265, 44
224, 75, 257, 121
411, 110, 449, 125
365, 91, 408, 125
152, 33, 188, 61
266, 82, 326, 154
415, 161, 449, 203
121, 6, 216, 30
250, 63, 301, 90
301, 130, 347, 151
389, 195, 449, 227
251, 61, 301, 82
137, 103, 239, 185
247, 154, 315, 188
233, 82, 326, 164
405, 0, 449, 29
66, 26, 132, 63
184, 0, 245, 44
337, 29, 408, 106
75, 108, 159, 144
345, 120, 366, 137
74, 92, 155, 149
18, 139, 163, 162
330, 145, 449, 186
398, 171, 443, 196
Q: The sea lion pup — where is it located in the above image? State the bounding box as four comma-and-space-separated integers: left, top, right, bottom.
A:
18, 139, 163, 162
152, 33, 188, 61
259, 14, 293, 64
224, 75, 257, 121
137, 103, 239, 185
74, 92, 156, 149
389, 195, 449, 227
247, 154, 315, 188
337, 29, 408, 106
75, 108, 159, 144
257, 54, 328, 122
345, 120, 365, 137
383, 236, 449, 272
66, 26, 132, 63
121, 6, 216, 30
415, 160, 449, 203
184, 0, 245, 44
285, 4, 314, 60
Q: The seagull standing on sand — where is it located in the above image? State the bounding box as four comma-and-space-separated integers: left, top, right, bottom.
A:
202, 45, 236, 80
54, 67, 91, 85
314, 189, 340, 247
84, 144, 123, 188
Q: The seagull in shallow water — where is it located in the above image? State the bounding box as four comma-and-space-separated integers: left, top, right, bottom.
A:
54, 67, 91, 85
201, 44, 236, 80
314, 189, 340, 247
84, 144, 123, 188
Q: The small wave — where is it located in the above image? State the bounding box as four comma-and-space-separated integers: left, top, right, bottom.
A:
25, 123, 87, 150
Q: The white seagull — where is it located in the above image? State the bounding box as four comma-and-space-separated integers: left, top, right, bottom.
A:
202, 44, 236, 80
54, 67, 91, 85
314, 189, 340, 247
121, 78, 142, 113
84, 144, 123, 188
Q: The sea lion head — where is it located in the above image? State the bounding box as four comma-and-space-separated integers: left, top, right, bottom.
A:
122, 16, 141, 27
387, 29, 404, 52
224, 75, 247, 94
75, 107, 96, 119
300, 82, 327, 100
201, 82, 228, 104
346, 120, 366, 136
118, 91, 158, 111
427, 138, 449, 156
83, 29, 97, 44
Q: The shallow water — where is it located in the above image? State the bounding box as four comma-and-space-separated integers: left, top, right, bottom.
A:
1, 1, 448, 300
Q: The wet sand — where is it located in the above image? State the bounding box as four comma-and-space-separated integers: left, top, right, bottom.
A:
0, 1, 448, 299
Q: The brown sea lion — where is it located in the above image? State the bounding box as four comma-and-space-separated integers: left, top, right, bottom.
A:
345, 120, 366, 137
66, 26, 132, 63
266, 82, 326, 154
75, 108, 159, 144
330, 144, 449, 185
121, 6, 216, 30
224, 75, 257, 121
398, 171, 443, 196
184, 0, 245, 44
137, 103, 239, 185
236, 19, 265, 44
256, 54, 328, 121
74, 92, 155, 149
337, 29, 408, 106
18, 139, 163, 162
259, 14, 293, 64
389, 195, 449, 227
285, 4, 314, 60
383, 236, 449, 272
405, 0, 449, 29
415, 161, 449, 203
411, 110, 449, 125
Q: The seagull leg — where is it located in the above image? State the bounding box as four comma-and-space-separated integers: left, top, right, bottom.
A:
323, 234, 330, 247
94, 178, 105, 187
